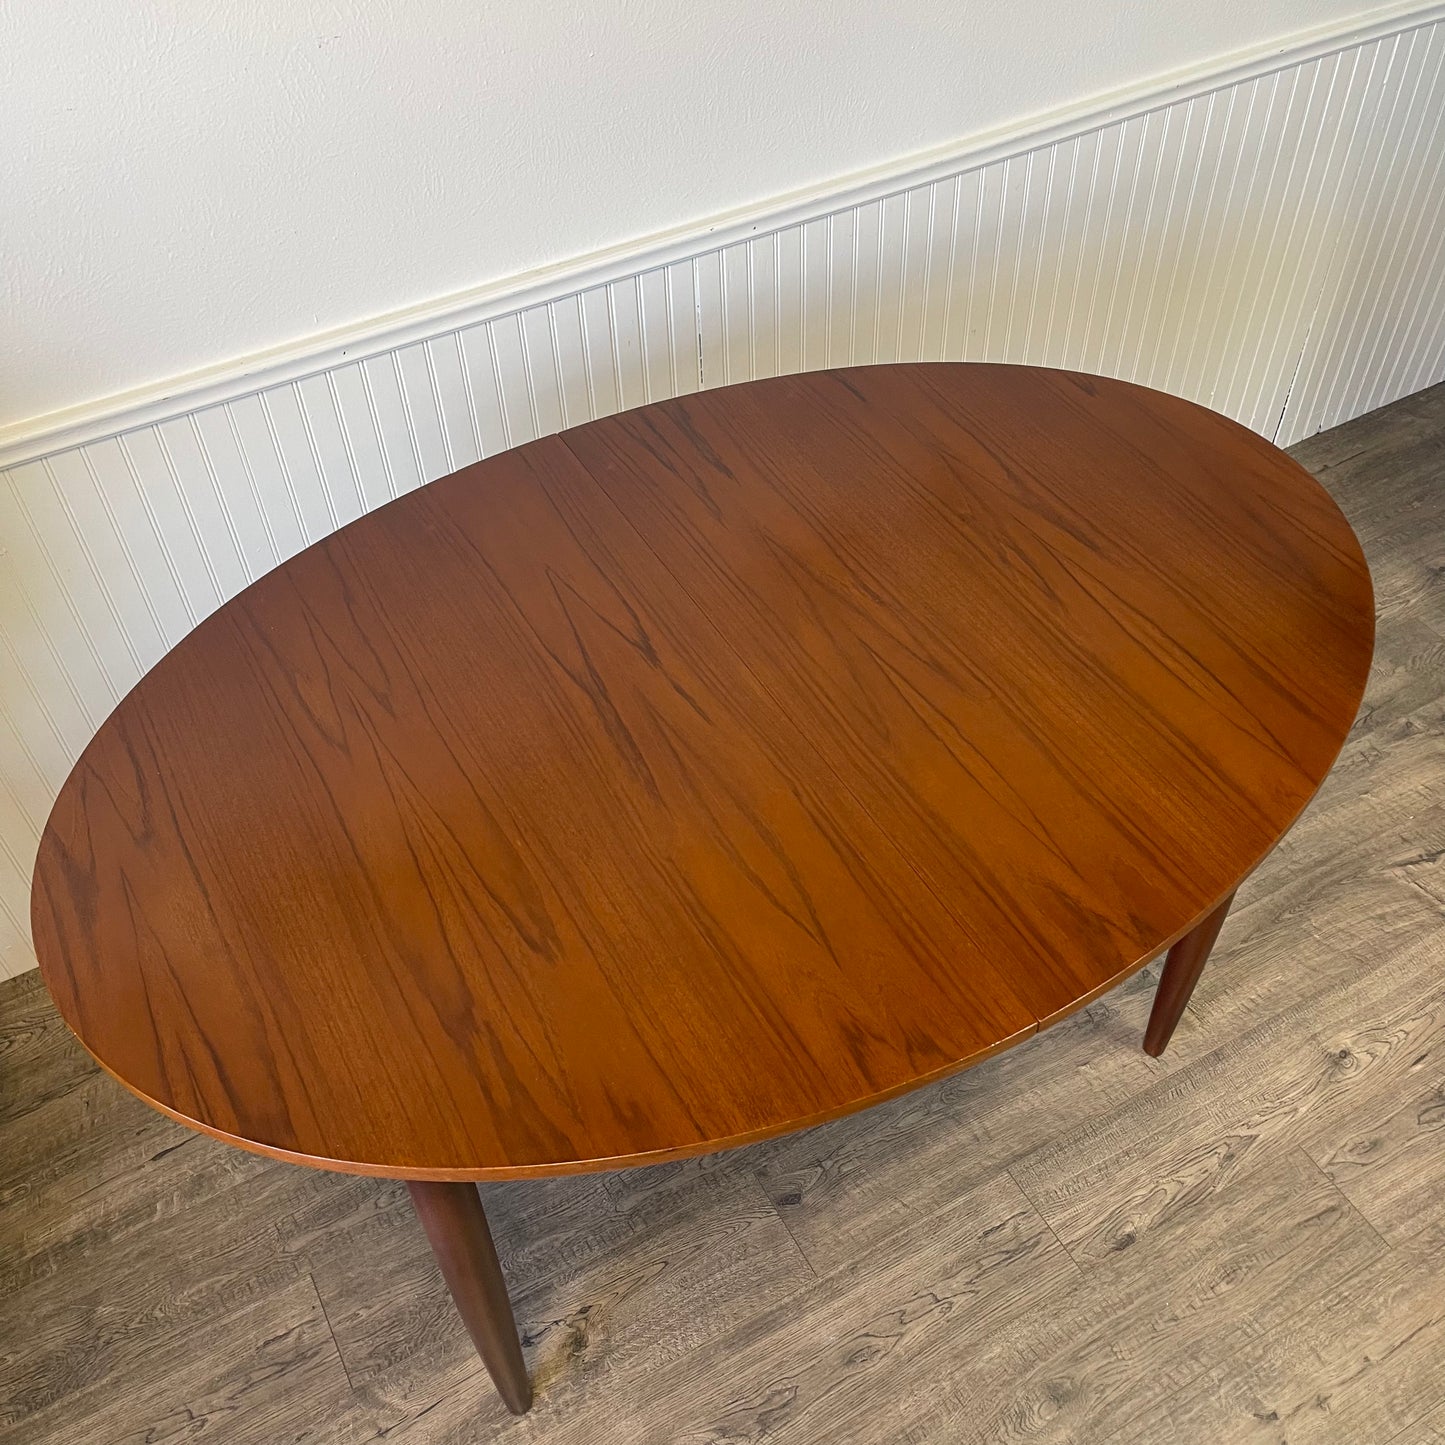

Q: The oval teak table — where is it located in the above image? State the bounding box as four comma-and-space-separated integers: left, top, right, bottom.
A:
31, 364, 1374, 1415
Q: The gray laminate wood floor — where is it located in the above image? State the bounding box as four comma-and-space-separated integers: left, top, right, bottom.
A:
3, 387, 1444, 1445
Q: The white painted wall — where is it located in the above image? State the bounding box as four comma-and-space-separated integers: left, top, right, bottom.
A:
1, 0, 1389, 430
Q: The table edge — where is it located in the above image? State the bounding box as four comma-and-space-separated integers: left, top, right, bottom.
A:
29, 362, 1378, 1181
45, 876, 1245, 1180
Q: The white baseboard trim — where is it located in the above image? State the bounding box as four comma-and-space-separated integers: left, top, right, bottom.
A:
3, 0, 1442, 470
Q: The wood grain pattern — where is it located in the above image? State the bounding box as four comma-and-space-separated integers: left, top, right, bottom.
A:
1392, 1401, 1445, 1445
28, 364, 1374, 1179
1116, 1219, 1445, 1445
506, 1169, 1081, 1445
1010, 925, 1445, 1269
807, 1146, 1386, 1445
1304, 1067, 1445, 1244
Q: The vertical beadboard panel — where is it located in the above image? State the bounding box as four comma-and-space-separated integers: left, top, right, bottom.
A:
1279, 22, 1445, 440
3, 15, 1445, 977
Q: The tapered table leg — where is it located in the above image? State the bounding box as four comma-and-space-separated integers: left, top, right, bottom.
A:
1143, 890, 1236, 1057
407, 1180, 532, 1415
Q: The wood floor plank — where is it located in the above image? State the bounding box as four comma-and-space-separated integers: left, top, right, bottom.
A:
1361, 618, 1445, 718
1300, 1066, 1445, 1246
302, 1168, 813, 1413
0, 1067, 173, 1218
885, 1147, 1385, 1445
0, 1222, 301, 1427
0, 1275, 350, 1445
1396, 832, 1445, 912
372, 1171, 1075, 1445
1350, 460, 1445, 631
1286, 389, 1442, 477
0, 972, 93, 1127
0, 1098, 323, 1294
524, 1171, 1076, 1445
1386, 1398, 1445, 1445
1104, 1220, 1445, 1445
1011, 926, 1445, 1267
1295, 388, 1445, 686
508, 1172, 814, 1412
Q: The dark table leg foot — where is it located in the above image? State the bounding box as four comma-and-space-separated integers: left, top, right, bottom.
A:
1143, 890, 1236, 1057
407, 1180, 532, 1414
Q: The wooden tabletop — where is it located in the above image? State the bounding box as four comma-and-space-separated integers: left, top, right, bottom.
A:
30, 365, 1374, 1180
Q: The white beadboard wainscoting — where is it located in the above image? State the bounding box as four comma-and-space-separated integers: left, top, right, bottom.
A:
3, 6, 1445, 978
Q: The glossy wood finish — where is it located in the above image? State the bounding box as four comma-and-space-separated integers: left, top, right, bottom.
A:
405, 1182, 531, 1414
1143, 890, 1237, 1056
29, 364, 1375, 1182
